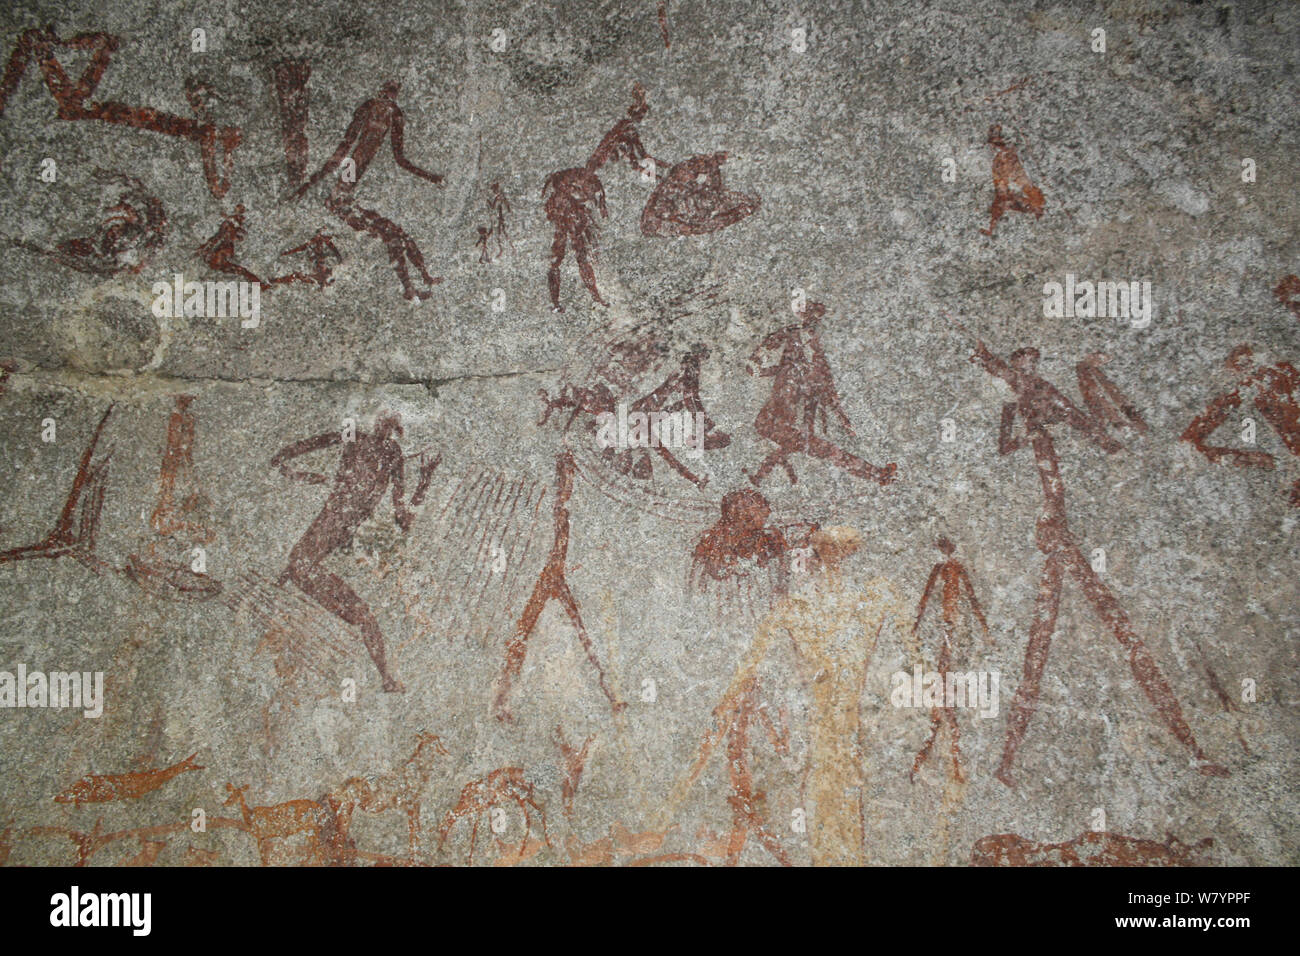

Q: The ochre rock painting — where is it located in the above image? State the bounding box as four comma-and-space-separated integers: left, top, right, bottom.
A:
971, 831, 1214, 867
0, 1, 1292, 871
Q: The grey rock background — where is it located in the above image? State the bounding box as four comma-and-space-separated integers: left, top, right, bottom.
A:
0, 0, 1295, 865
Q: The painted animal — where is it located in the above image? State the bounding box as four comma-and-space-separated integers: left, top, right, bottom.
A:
325, 732, 449, 861
55, 753, 203, 806
223, 783, 333, 866
971, 831, 1214, 867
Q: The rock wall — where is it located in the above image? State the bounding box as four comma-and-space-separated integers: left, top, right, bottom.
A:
0, 0, 1295, 866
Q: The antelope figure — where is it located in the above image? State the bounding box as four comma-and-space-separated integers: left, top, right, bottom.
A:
325, 732, 449, 862
223, 783, 332, 866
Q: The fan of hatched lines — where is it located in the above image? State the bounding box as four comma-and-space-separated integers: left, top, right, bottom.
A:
395, 466, 550, 650
223, 568, 363, 681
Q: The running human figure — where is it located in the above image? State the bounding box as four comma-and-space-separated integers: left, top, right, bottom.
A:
270, 412, 438, 692
1181, 345, 1300, 508
285, 80, 445, 301
619, 343, 730, 488
967, 335, 1226, 785
493, 450, 625, 720
979, 124, 1045, 237
909, 537, 990, 784
747, 301, 897, 487
537, 343, 728, 488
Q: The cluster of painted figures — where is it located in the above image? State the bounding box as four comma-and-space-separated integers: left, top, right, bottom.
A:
0, 25, 1295, 865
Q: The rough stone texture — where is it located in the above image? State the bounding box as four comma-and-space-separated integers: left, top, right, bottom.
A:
0, 0, 1295, 866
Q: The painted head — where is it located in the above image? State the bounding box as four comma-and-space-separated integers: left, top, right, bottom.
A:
628, 82, 649, 121
800, 301, 827, 327
375, 410, 403, 439
1225, 344, 1255, 375
810, 525, 861, 573
1009, 346, 1040, 376
685, 343, 710, 367
720, 488, 771, 532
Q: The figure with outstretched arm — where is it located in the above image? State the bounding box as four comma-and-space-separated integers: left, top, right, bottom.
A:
0, 28, 241, 197
964, 331, 1226, 786
284, 81, 444, 301
271, 412, 437, 692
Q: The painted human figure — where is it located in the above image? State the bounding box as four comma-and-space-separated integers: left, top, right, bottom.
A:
620, 343, 729, 487
489, 182, 514, 258
537, 381, 619, 433
676, 668, 792, 866
270, 412, 423, 692
969, 338, 1226, 785
589, 83, 663, 174
276, 231, 342, 289
494, 450, 625, 720
538, 344, 728, 488
149, 395, 213, 544
542, 165, 608, 311
1182, 345, 1300, 507
909, 537, 990, 784
270, 57, 312, 187
754, 527, 905, 866
197, 204, 265, 287
748, 302, 897, 487
668, 527, 901, 865
0, 28, 241, 196
126, 395, 222, 599
199, 206, 337, 291
287, 81, 445, 301
979, 124, 1044, 237
543, 85, 662, 312
637, 344, 730, 448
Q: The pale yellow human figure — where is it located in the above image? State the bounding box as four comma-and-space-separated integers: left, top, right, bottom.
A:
663, 526, 904, 866
757, 527, 905, 866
